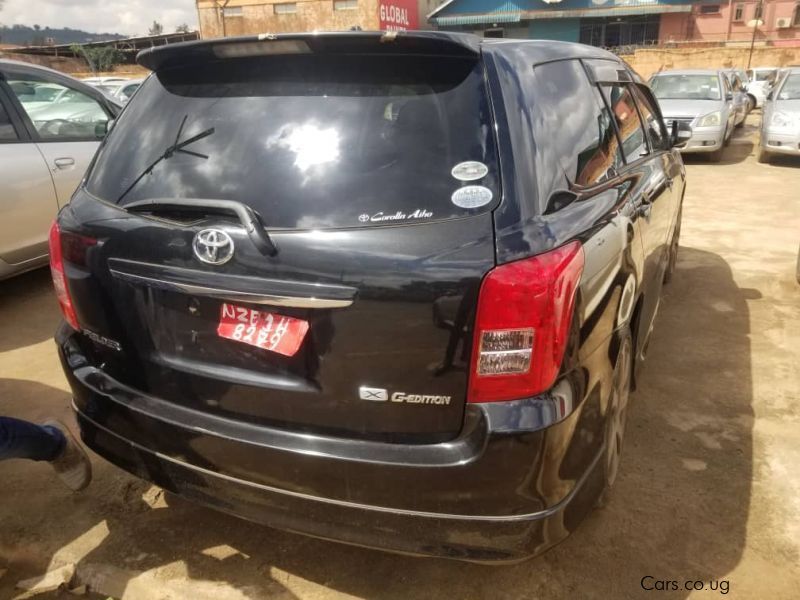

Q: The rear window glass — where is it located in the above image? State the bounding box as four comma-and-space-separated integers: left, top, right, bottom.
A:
86, 54, 500, 229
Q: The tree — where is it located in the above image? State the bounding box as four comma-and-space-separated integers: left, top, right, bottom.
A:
148, 21, 163, 36
71, 44, 124, 74
175, 23, 191, 34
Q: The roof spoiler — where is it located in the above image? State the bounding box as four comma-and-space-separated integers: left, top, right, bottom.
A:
137, 31, 481, 71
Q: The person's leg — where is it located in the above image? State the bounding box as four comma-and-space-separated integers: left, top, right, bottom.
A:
0, 416, 65, 461
0, 417, 92, 491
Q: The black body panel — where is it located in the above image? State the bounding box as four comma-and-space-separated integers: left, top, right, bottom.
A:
55, 32, 684, 560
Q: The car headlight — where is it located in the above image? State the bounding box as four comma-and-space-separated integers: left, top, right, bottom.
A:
697, 111, 721, 127
770, 111, 795, 129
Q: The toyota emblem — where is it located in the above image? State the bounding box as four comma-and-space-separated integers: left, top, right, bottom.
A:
193, 229, 234, 265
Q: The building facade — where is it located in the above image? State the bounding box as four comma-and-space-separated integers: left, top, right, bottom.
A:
195, 0, 422, 37
428, 0, 800, 47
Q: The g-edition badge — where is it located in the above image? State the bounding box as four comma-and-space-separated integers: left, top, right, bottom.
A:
193, 228, 234, 265
358, 387, 452, 406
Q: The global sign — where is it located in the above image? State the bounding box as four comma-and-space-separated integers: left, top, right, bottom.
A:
379, 0, 419, 31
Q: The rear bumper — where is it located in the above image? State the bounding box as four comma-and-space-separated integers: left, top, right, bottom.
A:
59, 326, 608, 561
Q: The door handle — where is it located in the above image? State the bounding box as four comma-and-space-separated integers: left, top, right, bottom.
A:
53, 157, 75, 170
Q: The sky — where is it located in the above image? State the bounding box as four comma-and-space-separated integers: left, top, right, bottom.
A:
0, 0, 199, 37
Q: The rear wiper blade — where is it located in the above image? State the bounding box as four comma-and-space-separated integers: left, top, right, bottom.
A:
126, 198, 278, 257
117, 114, 215, 203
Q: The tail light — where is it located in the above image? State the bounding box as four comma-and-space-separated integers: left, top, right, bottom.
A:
48, 221, 96, 330
468, 241, 584, 403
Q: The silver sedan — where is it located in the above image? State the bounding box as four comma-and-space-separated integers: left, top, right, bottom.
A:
0, 60, 120, 280
649, 69, 738, 162
758, 67, 800, 164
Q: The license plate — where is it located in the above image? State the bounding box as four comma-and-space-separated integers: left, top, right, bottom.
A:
217, 302, 309, 357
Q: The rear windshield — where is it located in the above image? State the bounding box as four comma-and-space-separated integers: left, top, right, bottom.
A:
650, 74, 721, 101
86, 54, 500, 229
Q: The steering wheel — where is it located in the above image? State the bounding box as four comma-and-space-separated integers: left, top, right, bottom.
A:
38, 119, 81, 138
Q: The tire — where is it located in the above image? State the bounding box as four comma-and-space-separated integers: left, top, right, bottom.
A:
596, 334, 633, 508
747, 94, 757, 111
663, 207, 681, 284
735, 114, 745, 128
757, 146, 771, 164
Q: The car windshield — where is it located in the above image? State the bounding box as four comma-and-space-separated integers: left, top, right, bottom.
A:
650, 75, 721, 100
777, 74, 800, 100
86, 53, 500, 229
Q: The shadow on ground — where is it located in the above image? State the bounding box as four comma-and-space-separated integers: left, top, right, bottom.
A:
0, 246, 755, 599
0, 268, 57, 353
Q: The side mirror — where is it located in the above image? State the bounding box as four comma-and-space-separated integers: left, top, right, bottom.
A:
671, 120, 692, 149
96, 118, 115, 138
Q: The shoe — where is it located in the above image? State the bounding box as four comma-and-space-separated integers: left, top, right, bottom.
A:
44, 420, 92, 492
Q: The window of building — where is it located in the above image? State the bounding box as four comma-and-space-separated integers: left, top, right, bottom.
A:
733, 3, 744, 21
531, 60, 624, 188
699, 4, 720, 15
483, 28, 504, 38
794, 3, 800, 26
222, 6, 243, 17
333, 0, 358, 10
274, 3, 297, 14
754, 3, 763, 20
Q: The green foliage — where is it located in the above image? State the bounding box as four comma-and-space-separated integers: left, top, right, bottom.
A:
175, 23, 191, 34
71, 44, 124, 74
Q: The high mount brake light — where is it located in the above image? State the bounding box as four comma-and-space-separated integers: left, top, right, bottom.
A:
468, 241, 585, 403
48, 222, 96, 331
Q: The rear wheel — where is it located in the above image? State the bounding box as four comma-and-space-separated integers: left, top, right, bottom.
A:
596, 334, 633, 507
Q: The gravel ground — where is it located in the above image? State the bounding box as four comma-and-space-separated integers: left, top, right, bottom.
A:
1, 113, 798, 599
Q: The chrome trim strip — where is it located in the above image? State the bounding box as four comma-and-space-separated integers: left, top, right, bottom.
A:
109, 268, 354, 308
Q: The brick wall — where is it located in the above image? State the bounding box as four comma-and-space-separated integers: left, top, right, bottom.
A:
622, 45, 800, 79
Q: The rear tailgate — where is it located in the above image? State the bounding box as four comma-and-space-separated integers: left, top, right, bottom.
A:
62, 36, 501, 443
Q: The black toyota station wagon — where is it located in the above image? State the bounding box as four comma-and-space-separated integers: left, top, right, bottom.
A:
52, 32, 688, 562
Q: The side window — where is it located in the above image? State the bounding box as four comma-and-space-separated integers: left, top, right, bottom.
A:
532, 59, 624, 187
7, 75, 109, 141
631, 85, 669, 152
722, 75, 732, 98
601, 84, 648, 163
0, 97, 19, 141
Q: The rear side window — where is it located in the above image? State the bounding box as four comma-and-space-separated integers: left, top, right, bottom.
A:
602, 85, 648, 164
86, 54, 500, 229
631, 85, 669, 152
531, 60, 623, 187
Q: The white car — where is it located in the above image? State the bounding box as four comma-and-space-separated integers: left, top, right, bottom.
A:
746, 67, 779, 108
0, 60, 120, 279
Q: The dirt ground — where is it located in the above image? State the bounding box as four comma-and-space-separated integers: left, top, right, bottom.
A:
1, 113, 799, 599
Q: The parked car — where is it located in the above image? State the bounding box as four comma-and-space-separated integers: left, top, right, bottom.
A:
722, 71, 749, 126
650, 69, 737, 162
0, 60, 120, 280
81, 76, 127, 85
52, 32, 687, 562
746, 67, 779, 108
757, 67, 800, 163
111, 78, 144, 104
